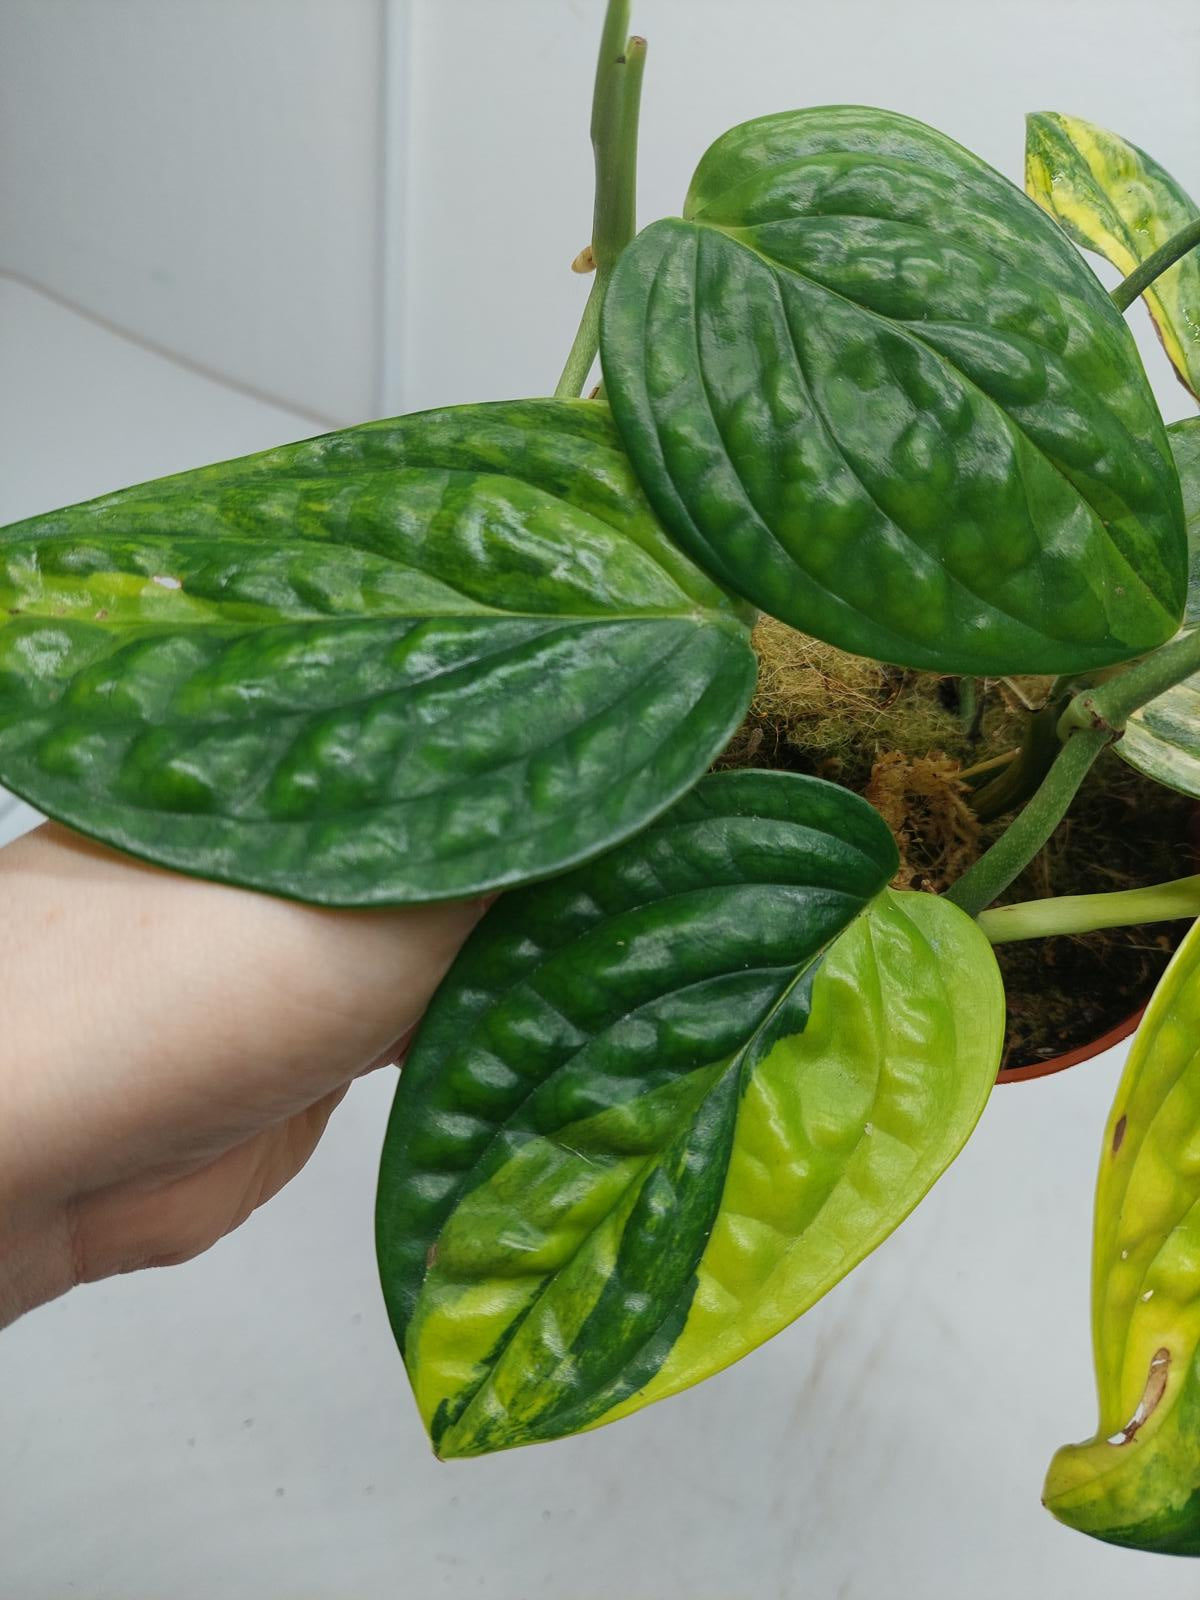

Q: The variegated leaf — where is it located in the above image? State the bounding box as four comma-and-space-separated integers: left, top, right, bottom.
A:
1026, 111, 1200, 400
376, 770, 1005, 1457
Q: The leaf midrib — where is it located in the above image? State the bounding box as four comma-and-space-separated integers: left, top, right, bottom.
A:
429, 888, 886, 1452
3, 449, 743, 621
0, 596, 733, 629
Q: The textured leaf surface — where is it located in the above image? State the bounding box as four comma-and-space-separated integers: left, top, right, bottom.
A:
601, 106, 1185, 674
1117, 420, 1200, 796
0, 400, 754, 905
1026, 111, 1200, 400
376, 769, 1004, 1458
1045, 918, 1200, 1552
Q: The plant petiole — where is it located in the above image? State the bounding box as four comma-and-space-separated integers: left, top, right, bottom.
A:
1110, 217, 1200, 313
946, 729, 1111, 918
979, 874, 1200, 944
971, 690, 1070, 821
555, 275, 606, 400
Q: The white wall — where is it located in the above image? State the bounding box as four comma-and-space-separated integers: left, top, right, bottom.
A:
0, 0, 387, 425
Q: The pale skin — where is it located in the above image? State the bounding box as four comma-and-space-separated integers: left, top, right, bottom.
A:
0, 823, 485, 1329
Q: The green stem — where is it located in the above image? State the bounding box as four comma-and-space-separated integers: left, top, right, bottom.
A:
1110, 217, 1200, 313
553, 4, 647, 398
958, 748, 1021, 788
957, 676, 978, 734
971, 692, 1068, 821
979, 874, 1200, 944
554, 275, 605, 399
1059, 627, 1200, 740
946, 729, 1111, 919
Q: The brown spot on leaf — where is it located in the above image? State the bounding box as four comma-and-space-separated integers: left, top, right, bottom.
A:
1109, 1348, 1170, 1445
425, 1243, 439, 1269
1113, 1114, 1127, 1154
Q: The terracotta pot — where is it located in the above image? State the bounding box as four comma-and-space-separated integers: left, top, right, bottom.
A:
996, 1007, 1145, 1085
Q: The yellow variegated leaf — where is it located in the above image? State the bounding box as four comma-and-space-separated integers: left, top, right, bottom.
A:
1046, 918, 1200, 1552
1026, 111, 1200, 399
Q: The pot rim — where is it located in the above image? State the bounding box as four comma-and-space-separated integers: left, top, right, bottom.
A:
996, 1007, 1144, 1084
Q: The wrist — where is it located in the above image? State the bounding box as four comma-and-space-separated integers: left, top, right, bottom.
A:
0, 1008, 75, 1328
0, 1184, 72, 1329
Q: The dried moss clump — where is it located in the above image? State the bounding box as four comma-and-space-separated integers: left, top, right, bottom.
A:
864, 752, 978, 892
719, 616, 965, 789
719, 618, 996, 891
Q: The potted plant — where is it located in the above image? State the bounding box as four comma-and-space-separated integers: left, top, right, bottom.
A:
3, 0, 1200, 1555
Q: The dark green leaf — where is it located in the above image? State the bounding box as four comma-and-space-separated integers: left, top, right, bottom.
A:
601, 106, 1185, 674
0, 400, 754, 905
377, 769, 1004, 1457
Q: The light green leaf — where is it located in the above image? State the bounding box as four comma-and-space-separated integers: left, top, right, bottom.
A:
376, 769, 1004, 1457
1026, 111, 1200, 400
0, 400, 755, 905
601, 106, 1185, 676
1045, 916, 1200, 1553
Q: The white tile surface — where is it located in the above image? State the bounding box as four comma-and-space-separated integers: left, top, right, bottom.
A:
0, 279, 324, 526
0, 0, 386, 424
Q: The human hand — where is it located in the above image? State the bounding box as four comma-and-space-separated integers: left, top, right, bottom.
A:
0, 824, 486, 1326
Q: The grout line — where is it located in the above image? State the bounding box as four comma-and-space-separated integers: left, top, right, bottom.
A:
0, 269, 343, 433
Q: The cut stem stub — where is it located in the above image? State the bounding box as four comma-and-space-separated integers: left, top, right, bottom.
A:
554, 3, 647, 398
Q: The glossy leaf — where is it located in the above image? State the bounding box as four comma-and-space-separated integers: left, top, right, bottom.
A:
601, 106, 1185, 675
376, 769, 1005, 1458
1116, 420, 1200, 795
1045, 917, 1200, 1553
0, 400, 755, 905
1026, 111, 1200, 400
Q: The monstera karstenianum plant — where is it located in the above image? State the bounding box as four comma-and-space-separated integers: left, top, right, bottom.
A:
5, 0, 1200, 1553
